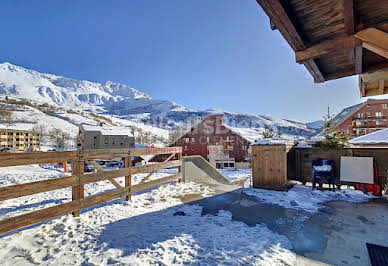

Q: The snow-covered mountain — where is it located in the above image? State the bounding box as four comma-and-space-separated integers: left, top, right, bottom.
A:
0, 62, 316, 144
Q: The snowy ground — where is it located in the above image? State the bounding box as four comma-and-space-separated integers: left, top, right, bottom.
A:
219, 168, 252, 182
0, 166, 376, 265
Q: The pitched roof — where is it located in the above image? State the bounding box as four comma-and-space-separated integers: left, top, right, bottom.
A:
313, 102, 365, 136
81, 124, 134, 137
350, 128, 388, 144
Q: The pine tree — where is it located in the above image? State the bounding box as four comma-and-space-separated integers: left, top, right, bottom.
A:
262, 125, 275, 139
315, 112, 350, 148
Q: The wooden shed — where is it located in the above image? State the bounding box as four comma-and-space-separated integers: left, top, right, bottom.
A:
252, 143, 293, 191
256, 0, 388, 96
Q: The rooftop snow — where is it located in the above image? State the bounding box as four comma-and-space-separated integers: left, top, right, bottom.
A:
82, 124, 134, 136
350, 128, 388, 144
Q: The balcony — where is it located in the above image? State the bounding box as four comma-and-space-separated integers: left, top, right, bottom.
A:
352, 116, 387, 121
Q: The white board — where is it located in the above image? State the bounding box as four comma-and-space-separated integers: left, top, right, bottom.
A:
340, 156, 374, 184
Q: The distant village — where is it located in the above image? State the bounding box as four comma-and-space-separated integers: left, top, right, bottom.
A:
2, 98, 388, 170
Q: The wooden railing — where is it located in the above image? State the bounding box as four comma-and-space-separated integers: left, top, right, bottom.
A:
0, 147, 182, 235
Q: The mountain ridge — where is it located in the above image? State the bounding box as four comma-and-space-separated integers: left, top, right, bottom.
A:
0, 62, 316, 142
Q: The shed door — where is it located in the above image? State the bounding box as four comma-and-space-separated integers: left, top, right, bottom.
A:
252, 145, 287, 190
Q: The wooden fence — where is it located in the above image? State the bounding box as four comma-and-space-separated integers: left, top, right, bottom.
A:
287, 147, 388, 186
0, 147, 182, 235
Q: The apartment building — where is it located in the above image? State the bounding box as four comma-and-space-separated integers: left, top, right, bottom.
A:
314, 99, 388, 138
0, 129, 40, 151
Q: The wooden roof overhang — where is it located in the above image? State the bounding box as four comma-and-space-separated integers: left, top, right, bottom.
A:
256, 0, 388, 95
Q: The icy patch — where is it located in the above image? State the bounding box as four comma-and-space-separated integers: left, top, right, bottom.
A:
244, 185, 376, 213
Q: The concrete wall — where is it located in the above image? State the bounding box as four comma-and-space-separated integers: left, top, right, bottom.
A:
182, 155, 231, 185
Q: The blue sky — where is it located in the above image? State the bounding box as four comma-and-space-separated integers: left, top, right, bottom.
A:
0, 0, 365, 122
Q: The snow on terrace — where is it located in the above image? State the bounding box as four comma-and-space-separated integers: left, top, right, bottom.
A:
0, 166, 375, 265
0, 165, 295, 265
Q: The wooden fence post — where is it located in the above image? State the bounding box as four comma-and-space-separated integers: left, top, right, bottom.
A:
178, 152, 182, 182
72, 157, 84, 217
125, 156, 132, 201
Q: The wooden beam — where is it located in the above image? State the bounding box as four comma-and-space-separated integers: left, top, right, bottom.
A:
343, 0, 355, 35
361, 81, 366, 97
0, 176, 78, 202
88, 160, 121, 189
0, 187, 130, 235
72, 160, 84, 217
356, 28, 388, 59
0, 151, 77, 167
256, 0, 325, 82
139, 153, 175, 184
130, 160, 181, 176
325, 60, 388, 82
124, 157, 131, 201
89, 160, 103, 172
355, 46, 363, 74
304, 60, 325, 83
296, 35, 361, 63
362, 42, 388, 59
131, 173, 181, 194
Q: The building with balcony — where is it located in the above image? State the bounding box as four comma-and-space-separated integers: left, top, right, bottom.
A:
154, 115, 251, 168
0, 129, 40, 152
314, 99, 388, 138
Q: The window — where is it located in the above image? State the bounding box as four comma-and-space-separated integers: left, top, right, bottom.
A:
216, 163, 221, 169
376, 112, 383, 118
344, 129, 349, 134
229, 163, 235, 168
224, 163, 228, 167
207, 137, 209, 143
382, 104, 388, 109
376, 120, 383, 125
191, 138, 195, 143
184, 138, 189, 143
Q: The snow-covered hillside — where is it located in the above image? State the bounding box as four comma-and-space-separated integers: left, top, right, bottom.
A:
0, 62, 317, 143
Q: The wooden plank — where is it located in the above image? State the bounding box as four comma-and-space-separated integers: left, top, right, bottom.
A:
72, 160, 84, 217
79, 168, 129, 185
362, 42, 388, 59
177, 153, 182, 182
0, 167, 129, 202
130, 160, 182, 175
89, 160, 103, 172
0, 175, 78, 202
139, 153, 175, 184
0, 200, 79, 235
305, 60, 325, 83
343, 0, 355, 35
124, 157, 131, 201
0, 171, 181, 235
355, 46, 363, 74
0, 151, 77, 167
295, 36, 361, 63
356, 28, 388, 59
88, 160, 121, 189
0, 148, 181, 168
131, 173, 181, 193
129, 147, 182, 157
0, 187, 130, 236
